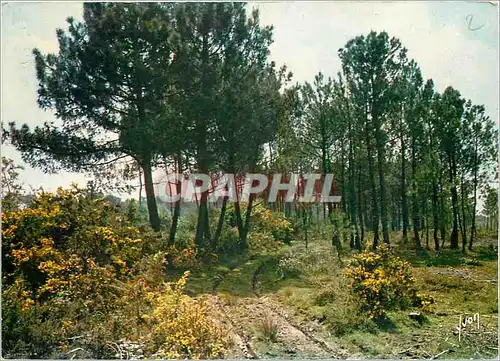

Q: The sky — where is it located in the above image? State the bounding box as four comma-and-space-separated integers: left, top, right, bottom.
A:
1, 1, 499, 201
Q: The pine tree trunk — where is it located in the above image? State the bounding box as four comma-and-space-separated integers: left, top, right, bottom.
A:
432, 180, 440, 250
366, 124, 380, 249
168, 156, 182, 245
240, 194, 255, 250
411, 142, 421, 250
340, 142, 347, 213
142, 161, 161, 232
138, 167, 143, 208
348, 134, 359, 249
375, 123, 390, 245
195, 191, 210, 249
460, 177, 467, 253
213, 196, 228, 249
320, 111, 333, 220
194, 31, 212, 250
357, 166, 365, 248
450, 185, 459, 249
401, 137, 409, 245
469, 154, 478, 251
424, 199, 430, 249
438, 174, 447, 248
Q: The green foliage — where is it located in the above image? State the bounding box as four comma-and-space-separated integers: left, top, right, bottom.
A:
277, 249, 333, 279
252, 203, 294, 244
344, 244, 431, 319
258, 314, 278, 343
221, 202, 293, 253
1, 186, 225, 358
247, 232, 284, 254
142, 272, 226, 359
1, 157, 25, 212
2, 5, 499, 357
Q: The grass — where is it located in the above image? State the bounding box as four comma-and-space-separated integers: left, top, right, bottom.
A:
181, 231, 498, 358
258, 314, 279, 343
285, 236, 498, 358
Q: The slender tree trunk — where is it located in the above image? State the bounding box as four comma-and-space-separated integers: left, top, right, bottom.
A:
138, 167, 143, 208
469, 154, 478, 250
194, 31, 212, 250
432, 180, 440, 250
375, 124, 390, 245
195, 191, 210, 249
425, 216, 430, 249
241, 194, 255, 249
320, 112, 333, 219
340, 142, 347, 214
424, 198, 430, 249
350, 179, 359, 249
234, 199, 244, 237
460, 177, 467, 253
366, 125, 380, 249
408, 135, 421, 250
358, 189, 365, 248
348, 115, 360, 250
449, 159, 459, 249
355, 162, 365, 248
142, 161, 161, 232
168, 156, 182, 245
401, 137, 409, 244
438, 177, 447, 248
213, 196, 228, 249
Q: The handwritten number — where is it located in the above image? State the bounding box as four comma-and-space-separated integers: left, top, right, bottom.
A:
466, 14, 485, 31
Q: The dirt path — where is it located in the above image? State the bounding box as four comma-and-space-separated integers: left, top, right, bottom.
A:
207, 293, 349, 359
210, 294, 259, 359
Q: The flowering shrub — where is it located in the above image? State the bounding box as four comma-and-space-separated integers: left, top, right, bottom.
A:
2, 187, 148, 302
1, 186, 225, 358
247, 231, 284, 254
225, 202, 294, 244
165, 243, 199, 270
143, 272, 226, 359
344, 244, 427, 319
219, 202, 291, 254
414, 292, 435, 313
251, 203, 294, 244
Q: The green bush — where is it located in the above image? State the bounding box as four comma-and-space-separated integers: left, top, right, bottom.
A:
1, 186, 226, 358
344, 244, 432, 319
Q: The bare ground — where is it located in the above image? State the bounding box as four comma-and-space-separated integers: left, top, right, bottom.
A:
205, 293, 352, 359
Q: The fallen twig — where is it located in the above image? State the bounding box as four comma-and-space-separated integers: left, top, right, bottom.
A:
396, 347, 413, 354
67, 347, 84, 354
430, 349, 450, 360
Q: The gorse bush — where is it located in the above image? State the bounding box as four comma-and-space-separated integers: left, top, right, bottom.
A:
144, 272, 226, 359
220, 202, 292, 254
2, 186, 150, 299
251, 203, 294, 244
344, 244, 432, 319
247, 231, 284, 254
1, 186, 226, 358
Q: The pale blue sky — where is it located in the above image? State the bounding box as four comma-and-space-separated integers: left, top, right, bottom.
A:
1, 1, 498, 201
